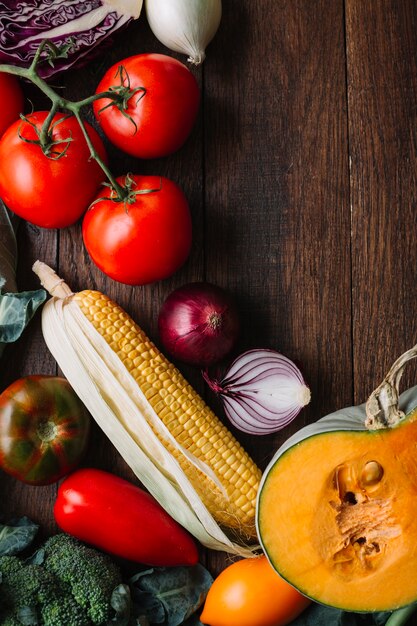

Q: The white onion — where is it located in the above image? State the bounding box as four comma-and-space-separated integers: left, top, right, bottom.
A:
204, 349, 311, 435
145, 0, 222, 65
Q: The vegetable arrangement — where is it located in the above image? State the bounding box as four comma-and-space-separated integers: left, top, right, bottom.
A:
0, 529, 213, 626
0, 41, 199, 284
0, 6, 414, 626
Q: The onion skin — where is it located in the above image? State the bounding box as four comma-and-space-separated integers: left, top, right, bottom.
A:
158, 282, 240, 367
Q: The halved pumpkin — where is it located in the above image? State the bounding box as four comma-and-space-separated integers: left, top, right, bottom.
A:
257, 345, 417, 612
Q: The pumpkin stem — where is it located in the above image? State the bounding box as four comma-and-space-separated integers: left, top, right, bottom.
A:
365, 344, 417, 430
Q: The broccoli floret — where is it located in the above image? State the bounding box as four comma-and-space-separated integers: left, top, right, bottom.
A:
40, 595, 91, 626
0, 556, 38, 621
0, 535, 123, 626
0, 554, 91, 626
42, 533, 122, 625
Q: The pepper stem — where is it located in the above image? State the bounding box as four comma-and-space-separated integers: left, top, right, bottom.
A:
365, 344, 417, 430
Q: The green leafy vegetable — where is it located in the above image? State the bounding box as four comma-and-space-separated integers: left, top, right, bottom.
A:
130, 565, 213, 626
0, 533, 124, 626
0, 201, 46, 358
0, 517, 39, 556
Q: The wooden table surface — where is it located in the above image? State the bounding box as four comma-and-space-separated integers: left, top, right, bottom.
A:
2, 0, 417, 581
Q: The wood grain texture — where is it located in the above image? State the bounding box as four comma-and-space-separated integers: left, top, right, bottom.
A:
0, 0, 416, 583
204, 0, 351, 459
346, 0, 417, 401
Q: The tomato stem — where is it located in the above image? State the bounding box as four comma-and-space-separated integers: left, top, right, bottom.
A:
0, 39, 136, 200
71, 109, 127, 200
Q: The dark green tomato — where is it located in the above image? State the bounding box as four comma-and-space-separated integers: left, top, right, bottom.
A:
0, 376, 90, 485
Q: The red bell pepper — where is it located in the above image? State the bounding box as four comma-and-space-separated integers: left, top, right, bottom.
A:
54, 467, 199, 566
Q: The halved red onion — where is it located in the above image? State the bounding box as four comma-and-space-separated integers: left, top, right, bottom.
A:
203, 349, 310, 435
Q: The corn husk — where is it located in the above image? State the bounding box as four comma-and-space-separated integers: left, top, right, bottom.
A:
34, 261, 257, 558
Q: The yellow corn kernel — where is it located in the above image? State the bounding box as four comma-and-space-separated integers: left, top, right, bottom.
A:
74, 290, 261, 539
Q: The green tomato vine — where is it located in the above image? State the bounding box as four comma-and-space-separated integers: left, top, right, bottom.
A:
0, 40, 145, 203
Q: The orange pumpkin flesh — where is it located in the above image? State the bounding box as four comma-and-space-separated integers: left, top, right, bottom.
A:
257, 408, 417, 612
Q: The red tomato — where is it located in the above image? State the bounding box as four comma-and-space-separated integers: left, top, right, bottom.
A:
0, 376, 90, 485
54, 468, 199, 566
0, 111, 107, 229
93, 53, 200, 159
0, 73, 24, 137
82, 174, 192, 285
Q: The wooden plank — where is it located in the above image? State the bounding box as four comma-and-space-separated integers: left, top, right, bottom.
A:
346, 0, 417, 402
204, 0, 351, 572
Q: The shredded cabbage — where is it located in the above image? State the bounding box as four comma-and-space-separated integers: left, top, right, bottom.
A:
0, 0, 143, 77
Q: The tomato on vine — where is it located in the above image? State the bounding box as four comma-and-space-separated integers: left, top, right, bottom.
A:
0, 111, 108, 229
0, 73, 24, 137
93, 53, 200, 159
82, 174, 192, 285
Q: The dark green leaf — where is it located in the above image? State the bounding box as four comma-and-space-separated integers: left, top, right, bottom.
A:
0, 201, 46, 359
0, 516, 39, 556
130, 565, 213, 626
0, 289, 46, 344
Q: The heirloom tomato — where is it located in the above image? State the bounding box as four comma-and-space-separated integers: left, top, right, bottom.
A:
0, 111, 107, 228
82, 174, 192, 285
200, 555, 311, 626
0, 73, 24, 137
93, 53, 200, 159
0, 376, 90, 485
54, 468, 199, 566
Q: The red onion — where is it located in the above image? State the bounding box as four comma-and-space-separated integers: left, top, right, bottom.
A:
158, 282, 240, 367
203, 349, 311, 435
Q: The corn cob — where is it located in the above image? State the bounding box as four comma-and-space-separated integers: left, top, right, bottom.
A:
33, 262, 261, 549
75, 289, 261, 535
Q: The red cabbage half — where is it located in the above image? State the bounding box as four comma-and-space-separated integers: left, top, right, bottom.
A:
0, 0, 143, 78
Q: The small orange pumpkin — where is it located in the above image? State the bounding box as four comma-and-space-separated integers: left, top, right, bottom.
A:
257, 344, 417, 611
